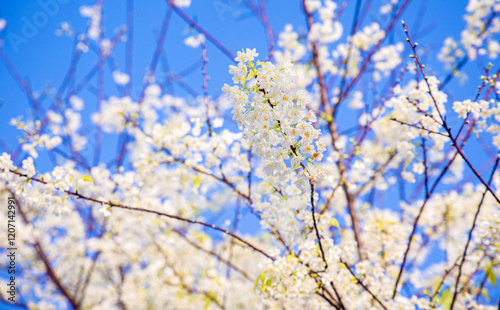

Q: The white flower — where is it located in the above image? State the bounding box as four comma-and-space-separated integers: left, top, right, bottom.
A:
0, 153, 13, 171
351, 23, 385, 51
47, 111, 63, 124
52, 166, 66, 180
173, 0, 191, 8
304, 0, 321, 13
49, 136, 62, 149
349, 91, 364, 109
76, 42, 89, 53
402, 171, 416, 183
69, 96, 84, 111
22, 157, 36, 178
493, 134, 500, 150
184, 34, 205, 48
234, 48, 259, 63
79, 5, 95, 18
212, 118, 224, 128
453, 99, 481, 118
99, 205, 111, 217
412, 162, 425, 175
22, 143, 38, 158
100, 39, 112, 56
112, 70, 130, 85
0, 19, 6, 32
145, 84, 161, 97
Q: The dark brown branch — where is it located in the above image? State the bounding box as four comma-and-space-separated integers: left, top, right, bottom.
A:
450, 158, 499, 310
201, 41, 213, 136
4, 169, 274, 261
402, 21, 500, 205
309, 181, 328, 270
341, 259, 388, 310
302, 0, 365, 260
166, 0, 236, 61
15, 195, 80, 309
333, 0, 411, 114
172, 228, 253, 281
392, 148, 464, 298
390, 118, 448, 137
151, 236, 225, 309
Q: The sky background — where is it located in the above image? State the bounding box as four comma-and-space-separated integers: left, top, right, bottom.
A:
0, 0, 482, 182
0, 0, 484, 228
0, 0, 480, 165
1, 0, 498, 308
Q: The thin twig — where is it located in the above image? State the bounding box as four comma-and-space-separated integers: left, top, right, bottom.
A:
15, 195, 80, 309
201, 41, 213, 136
166, 0, 236, 61
390, 118, 448, 137
402, 21, 500, 205
4, 169, 274, 261
450, 158, 499, 310
310, 181, 328, 269
341, 259, 388, 310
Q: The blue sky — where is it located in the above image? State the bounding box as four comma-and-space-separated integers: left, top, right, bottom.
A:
0, 0, 486, 203
0, 0, 477, 161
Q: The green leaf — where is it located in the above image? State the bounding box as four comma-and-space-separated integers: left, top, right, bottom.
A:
329, 218, 340, 229
439, 288, 452, 309
193, 174, 201, 190
81, 175, 94, 184
486, 263, 497, 286
203, 291, 219, 309
254, 272, 267, 292
254, 273, 263, 291
481, 289, 488, 300
423, 289, 431, 298
403, 157, 411, 170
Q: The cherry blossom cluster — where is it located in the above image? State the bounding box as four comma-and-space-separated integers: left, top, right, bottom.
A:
76, 4, 103, 52
223, 49, 326, 183
439, 0, 500, 75
369, 76, 449, 184
9, 117, 62, 158
453, 96, 500, 151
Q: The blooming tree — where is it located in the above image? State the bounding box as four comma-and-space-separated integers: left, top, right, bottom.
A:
1, 0, 500, 309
